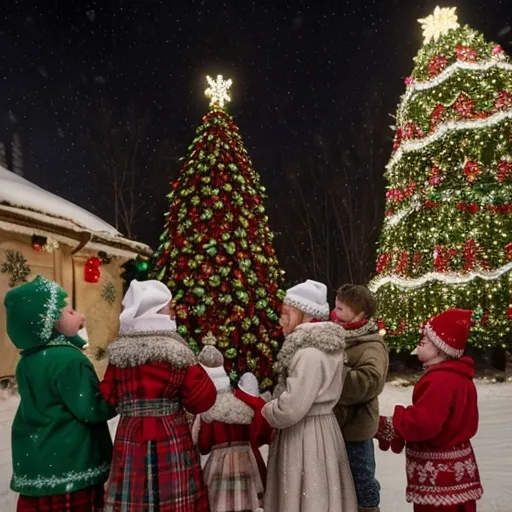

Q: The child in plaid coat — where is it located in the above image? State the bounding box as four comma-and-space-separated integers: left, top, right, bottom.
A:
194, 338, 265, 512
100, 280, 217, 512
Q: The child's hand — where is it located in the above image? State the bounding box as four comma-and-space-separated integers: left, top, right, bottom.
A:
375, 415, 403, 453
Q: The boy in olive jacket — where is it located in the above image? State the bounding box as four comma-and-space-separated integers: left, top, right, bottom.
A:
5, 275, 114, 512
332, 285, 389, 512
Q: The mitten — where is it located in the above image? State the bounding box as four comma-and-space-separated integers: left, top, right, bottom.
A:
375, 415, 403, 452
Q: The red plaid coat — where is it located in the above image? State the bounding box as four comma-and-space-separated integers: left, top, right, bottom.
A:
100, 330, 217, 512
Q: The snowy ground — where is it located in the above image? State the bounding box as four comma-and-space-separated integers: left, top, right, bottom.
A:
1, 382, 511, 511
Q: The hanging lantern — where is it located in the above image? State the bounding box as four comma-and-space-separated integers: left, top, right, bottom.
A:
84, 256, 101, 283
31, 235, 47, 252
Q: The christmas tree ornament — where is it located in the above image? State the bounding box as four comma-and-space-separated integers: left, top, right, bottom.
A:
84, 256, 101, 284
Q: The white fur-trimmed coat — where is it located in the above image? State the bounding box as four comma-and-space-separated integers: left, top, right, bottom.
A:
262, 321, 358, 512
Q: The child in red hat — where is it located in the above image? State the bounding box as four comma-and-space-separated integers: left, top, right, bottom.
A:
375, 308, 483, 512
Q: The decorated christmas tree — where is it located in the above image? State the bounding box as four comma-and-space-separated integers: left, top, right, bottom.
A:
370, 7, 512, 353
153, 75, 284, 388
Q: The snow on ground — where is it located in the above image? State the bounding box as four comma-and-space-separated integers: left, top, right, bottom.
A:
1, 382, 511, 511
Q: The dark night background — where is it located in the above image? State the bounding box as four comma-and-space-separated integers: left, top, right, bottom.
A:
1, 0, 511, 288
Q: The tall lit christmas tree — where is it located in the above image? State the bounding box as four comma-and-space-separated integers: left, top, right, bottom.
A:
370, 7, 512, 353
153, 75, 284, 388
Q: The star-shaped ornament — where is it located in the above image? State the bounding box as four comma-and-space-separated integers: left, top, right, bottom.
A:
205, 74, 232, 108
418, 6, 460, 44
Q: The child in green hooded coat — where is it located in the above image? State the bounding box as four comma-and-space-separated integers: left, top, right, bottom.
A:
4, 275, 114, 512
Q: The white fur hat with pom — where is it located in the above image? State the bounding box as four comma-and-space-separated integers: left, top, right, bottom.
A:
283, 279, 329, 320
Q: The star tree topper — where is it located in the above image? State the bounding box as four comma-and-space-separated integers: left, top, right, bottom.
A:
418, 6, 460, 44
205, 74, 232, 108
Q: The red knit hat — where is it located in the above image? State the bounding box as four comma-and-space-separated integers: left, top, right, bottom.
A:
424, 308, 472, 358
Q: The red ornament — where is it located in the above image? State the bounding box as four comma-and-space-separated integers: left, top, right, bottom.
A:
428, 165, 443, 186
494, 90, 512, 111
463, 239, 478, 271
395, 251, 409, 274
392, 128, 403, 151
455, 45, 477, 62
428, 54, 448, 77
376, 252, 391, 273
430, 104, 446, 129
505, 242, 512, 261
453, 93, 474, 118
463, 160, 481, 183
84, 257, 101, 283
507, 304, 512, 321
424, 200, 438, 209
433, 245, 448, 271
404, 76, 414, 86
403, 122, 420, 140
492, 44, 504, 56
497, 160, 512, 182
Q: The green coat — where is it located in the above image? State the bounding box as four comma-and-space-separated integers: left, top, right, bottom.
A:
5, 276, 114, 496
334, 325, 389, 442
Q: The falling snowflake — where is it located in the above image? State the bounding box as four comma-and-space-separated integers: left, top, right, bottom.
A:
101, 281, 117, 305
1, 250, 31, 287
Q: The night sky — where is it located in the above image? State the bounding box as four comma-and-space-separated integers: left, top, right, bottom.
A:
0, 0, 511, 256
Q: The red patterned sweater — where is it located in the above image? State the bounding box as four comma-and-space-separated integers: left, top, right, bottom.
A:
392, 357, 483, 507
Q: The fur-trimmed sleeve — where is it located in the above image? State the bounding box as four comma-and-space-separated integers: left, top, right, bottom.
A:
182, 364, 217, 414
262, 348, 324, 429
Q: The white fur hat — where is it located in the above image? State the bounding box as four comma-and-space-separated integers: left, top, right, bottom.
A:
119, 279, 175, 332
201, 364, 231, 391
283, 279, 329, 320
238, 372, 260, 397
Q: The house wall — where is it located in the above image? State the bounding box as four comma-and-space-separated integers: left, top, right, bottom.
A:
0, 229, 126, 381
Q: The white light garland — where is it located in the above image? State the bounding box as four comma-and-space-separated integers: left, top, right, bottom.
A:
369, 261, 512, 293
385, 197, 421, 227
397, 60, 512, 124
388, 110, 512, 171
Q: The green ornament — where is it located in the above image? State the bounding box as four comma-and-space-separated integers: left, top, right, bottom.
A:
256, 299, 268, 310
192, 286, 205, 297
225, 348, 237, 359
192, 304, 206, 316
242, 333, 257, 345
239, 259, 252, 271
266, 309, 278, 322
200, 209, 213, 221
256, 287, 266, 298
206, 246, 217, 257
204, 296, 214, 306
177, 324, 188, 337
221, 232, 231, 241
188, 260, 198, 269
232, 279, 243, 289
183, 277, 195, 288
242, 318, 252, 331
236, 290, 249, 303
191, 195, 200, 206
223, 242, 236, 255
209, 275, 221, 287
219, 266, 230, 277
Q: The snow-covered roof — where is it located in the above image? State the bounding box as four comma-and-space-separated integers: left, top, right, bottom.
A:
0, 167, 152, 257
